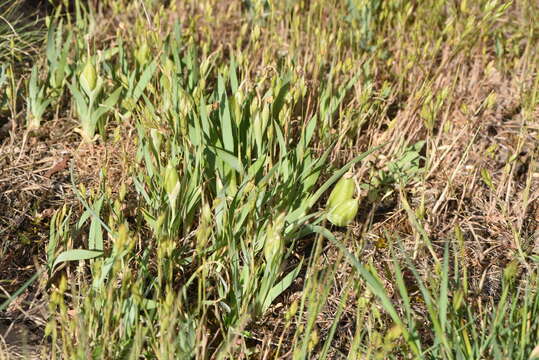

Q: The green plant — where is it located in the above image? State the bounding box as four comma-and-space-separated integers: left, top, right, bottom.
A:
45, 19, 73, 96
364, 140, 426, 203
45, 29, 383, 354
68, 57, 121, 142
26, 64, 52, 130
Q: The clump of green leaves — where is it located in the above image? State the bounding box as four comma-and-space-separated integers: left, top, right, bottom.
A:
45, 19, 73, 97
69, 57, 121, 142
26, 64, 52, 130
46, 22, 381, 354
365, 140, 425, 202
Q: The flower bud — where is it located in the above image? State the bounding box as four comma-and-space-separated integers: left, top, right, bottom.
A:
264, 228, 283, 263
196, 203, 212, 253
164, 58, 175, 74
135, 43, 150, 67
80, 60, 97, 93
150, 128, 162, 152
327, 198, 359, 227
264, 213, 286, 265
326, 173, 356, 212
164, 162, 180, 204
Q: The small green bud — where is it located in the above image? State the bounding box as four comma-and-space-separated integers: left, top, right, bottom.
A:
264, 213, 286, 265
80, 60, 97, 93
150, 128, 162, 152
119, 183, 127, 201
196, 203, 212, 253
135, 43, 150, 67
327, 198, 359, 227
164, 163, 179, 194
164, 162, 180, 205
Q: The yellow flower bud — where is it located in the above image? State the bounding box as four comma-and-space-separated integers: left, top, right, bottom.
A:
327, 198, 359, 227
80, 60, 97, 93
